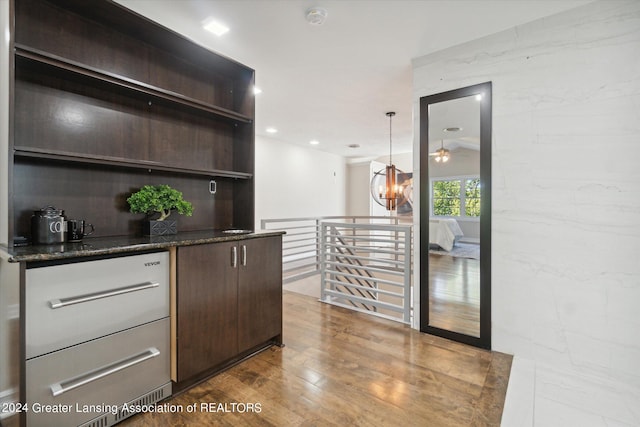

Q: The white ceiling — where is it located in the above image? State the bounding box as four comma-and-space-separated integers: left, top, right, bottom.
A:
114, 0, 592, 161
429, 93, 482, 154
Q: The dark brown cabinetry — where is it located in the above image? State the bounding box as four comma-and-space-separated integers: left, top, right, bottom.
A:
237, 236, 284, 353
10, 0, 255, 242
176, 241, 238, 381
175, 236, 282, 384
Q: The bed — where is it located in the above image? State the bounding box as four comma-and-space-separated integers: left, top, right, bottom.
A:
429, 219, 464, 252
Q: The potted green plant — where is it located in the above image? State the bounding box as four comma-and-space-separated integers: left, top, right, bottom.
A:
127, 184, 193, 235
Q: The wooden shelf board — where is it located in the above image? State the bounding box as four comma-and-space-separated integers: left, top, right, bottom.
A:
14, 147, 253, 180
15, 44, 253, 125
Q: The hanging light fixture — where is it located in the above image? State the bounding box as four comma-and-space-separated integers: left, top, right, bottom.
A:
431, 126, 459, 163
370, 112, 409, 211
434, 140, 450, 163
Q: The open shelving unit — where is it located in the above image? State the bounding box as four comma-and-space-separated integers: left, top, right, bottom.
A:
9, 0, 256, 242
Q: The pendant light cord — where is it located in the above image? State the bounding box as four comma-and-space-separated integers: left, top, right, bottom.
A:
387, 111, 395, 166
389, 114, 392, 165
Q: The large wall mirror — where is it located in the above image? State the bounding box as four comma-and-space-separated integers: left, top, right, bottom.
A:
419, 82, 492, 349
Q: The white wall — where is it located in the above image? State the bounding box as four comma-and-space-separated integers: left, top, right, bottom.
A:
255, 136, 346, 228
0, 0, 9, 245
346, 162, 370, 216
413, 0, 640, 415
0, 4, 16, 420
374, 151, 413, 173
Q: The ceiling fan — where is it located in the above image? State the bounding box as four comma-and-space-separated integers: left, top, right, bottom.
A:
429, 140, 450, 162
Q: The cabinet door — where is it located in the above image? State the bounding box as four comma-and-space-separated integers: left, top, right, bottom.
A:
176, 242, 238, 381
237, 236, 283, 353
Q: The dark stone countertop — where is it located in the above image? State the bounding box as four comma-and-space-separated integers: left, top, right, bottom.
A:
0, 229, 285, 263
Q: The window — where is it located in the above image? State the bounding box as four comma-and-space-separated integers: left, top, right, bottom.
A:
465, 178, 481, 217
432, 177, 480, 218
432, 180, 460, 216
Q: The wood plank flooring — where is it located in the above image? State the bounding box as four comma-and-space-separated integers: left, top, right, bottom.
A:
428, 254, 481, 337
119, 291, 511, 426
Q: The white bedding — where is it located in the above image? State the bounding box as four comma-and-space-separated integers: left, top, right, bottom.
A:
429, 219, 464, 252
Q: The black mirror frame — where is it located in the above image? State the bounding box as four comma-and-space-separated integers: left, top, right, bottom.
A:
419, 81, 492, 349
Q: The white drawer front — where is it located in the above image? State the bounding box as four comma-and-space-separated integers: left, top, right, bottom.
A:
26, 251, 169, 359
26, 318, 170, 427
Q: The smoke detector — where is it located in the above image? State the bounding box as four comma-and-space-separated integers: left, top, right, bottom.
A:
305, 7, 328, 25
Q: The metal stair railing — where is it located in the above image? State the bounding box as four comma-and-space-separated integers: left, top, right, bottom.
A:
261, 216, 412, 284
261, 216, 413, 324
327, 225, 379, 312
320, 221, 413, 324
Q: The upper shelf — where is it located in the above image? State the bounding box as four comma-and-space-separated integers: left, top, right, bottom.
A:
14, 147, 253, 180
15, 44, 254, 125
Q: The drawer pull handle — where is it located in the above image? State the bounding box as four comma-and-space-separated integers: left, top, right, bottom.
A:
50, 347, 160, 397
241, 245, 247, 266
49, 281, 160, 309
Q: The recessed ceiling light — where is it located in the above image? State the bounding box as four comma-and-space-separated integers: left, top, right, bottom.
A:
202, 18, 229, 36
266, 127, 278, 134
253, 86, 262, 95
348, 144, 360, 148
476, 94, 483, 101
309, 140, 320, 145
305, 7, 328, 25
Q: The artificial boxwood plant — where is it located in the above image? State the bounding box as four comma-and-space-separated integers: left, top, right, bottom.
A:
127, 184, 193, 221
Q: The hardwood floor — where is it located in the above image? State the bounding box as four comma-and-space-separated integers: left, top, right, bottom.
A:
119, 291, 511, 426
429, 254, 481, 337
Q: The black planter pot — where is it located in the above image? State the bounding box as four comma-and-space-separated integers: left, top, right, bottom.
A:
143, 219, 177, 236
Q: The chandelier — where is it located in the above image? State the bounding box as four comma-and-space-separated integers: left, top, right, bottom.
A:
370, 112, 409, 211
